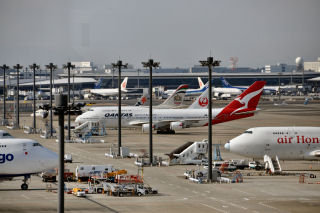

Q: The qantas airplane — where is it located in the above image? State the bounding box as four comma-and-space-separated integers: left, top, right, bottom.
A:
225, 126, 320, 160
75, 81, 266, 134
0, 138, 58, 190
83, 77, 129, 98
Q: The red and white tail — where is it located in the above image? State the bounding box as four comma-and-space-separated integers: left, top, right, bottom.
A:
198, 77, 205, 89
121, 77, 128, 90
211, 81, 266, 125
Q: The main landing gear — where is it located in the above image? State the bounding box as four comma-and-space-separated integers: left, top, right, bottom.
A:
156, 129, 175, 134
21, 175, 30, 190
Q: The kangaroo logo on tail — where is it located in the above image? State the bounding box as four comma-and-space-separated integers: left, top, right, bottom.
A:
231, 87, 264, 115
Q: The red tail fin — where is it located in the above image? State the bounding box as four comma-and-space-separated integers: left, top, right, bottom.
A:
211, 81, 266, 125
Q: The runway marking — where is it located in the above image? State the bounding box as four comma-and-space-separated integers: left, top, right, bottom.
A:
21, 194, 30, 200
244, 197, 250, 201
199, 203, 227, 213
192, 191, 198, 194
258, 201, 279, 211
228, 202, 248, 210
232, 188, 255, 196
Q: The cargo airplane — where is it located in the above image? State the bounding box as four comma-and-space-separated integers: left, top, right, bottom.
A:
224, 127, 320, 172
0, 138, 58, 190
75, 81, 266, 134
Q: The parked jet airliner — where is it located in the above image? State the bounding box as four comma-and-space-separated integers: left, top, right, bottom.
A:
225, 126, 320, 160
0, 138, 58, 190
220, 77, 277, 94
84, 77, 129, 98
75, 81, 266, 133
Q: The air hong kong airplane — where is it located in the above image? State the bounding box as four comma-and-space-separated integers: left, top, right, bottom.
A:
225, 126, 320, 160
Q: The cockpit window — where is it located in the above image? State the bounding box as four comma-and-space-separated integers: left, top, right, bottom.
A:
244, 130, 253, 134
88, 109, 94, 111
33, 143, 42, 147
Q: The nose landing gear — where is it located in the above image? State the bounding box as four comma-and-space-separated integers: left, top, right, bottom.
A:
21, 175, 30, 190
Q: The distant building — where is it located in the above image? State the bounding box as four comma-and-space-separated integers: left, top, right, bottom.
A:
304, 58, 320, 72
264, 63, 296, 73
191, 65, 259, 73
71, 61, 95, 74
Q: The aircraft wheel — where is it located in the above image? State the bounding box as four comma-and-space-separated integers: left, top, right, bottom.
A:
21, 183, 28, 190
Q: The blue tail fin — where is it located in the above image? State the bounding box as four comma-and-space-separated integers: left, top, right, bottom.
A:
94, 78, 103, 89
220, 77, 232, 88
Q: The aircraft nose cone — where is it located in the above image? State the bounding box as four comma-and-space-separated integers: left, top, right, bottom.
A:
224, 142, 230, 151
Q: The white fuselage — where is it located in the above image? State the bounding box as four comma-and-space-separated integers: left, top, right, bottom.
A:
75, 106, 224, 128
213, 87, 241, 95
87, 88, 126, 97
0, 139, 58, 176
225, 127, 320, 160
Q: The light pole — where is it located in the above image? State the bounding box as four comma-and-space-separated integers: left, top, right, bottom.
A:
0, 64, 10, 126
199, 57, 220, 182
45, 63, 57, 138
63, 62, 75, 141
13, 64, 23, 129
54, 94, 67, 213
29, 63, 40, 133
112, 60, 128, 156
142, 59, 160, 165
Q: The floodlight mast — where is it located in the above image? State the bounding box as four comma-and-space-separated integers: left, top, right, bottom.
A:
112, 60, 128, 156
29, 63, 40, 133
199, 56, 220, 182
45, 63, 57, 138
13, 64, 23, 129
63, 62, 75, 141
0, 64, 10, 126
142, 59, 160, 165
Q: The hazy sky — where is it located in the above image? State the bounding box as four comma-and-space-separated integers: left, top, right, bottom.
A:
0, 0, 319, 68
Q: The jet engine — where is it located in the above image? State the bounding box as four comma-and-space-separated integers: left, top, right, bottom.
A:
142, 124, 155, 132
170, 121, 185, 130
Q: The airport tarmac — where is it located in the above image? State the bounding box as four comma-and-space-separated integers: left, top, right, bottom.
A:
0, 100, 320, 213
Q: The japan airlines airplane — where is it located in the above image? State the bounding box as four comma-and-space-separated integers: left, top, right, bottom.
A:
84, 77, 128, 98
75, 81, 266, 133
225, 127, 320, 160
220, 77, 277, 94
0, 139, 58, 190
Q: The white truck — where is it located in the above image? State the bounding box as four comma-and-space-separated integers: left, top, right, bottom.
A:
76, 165, 115, 181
